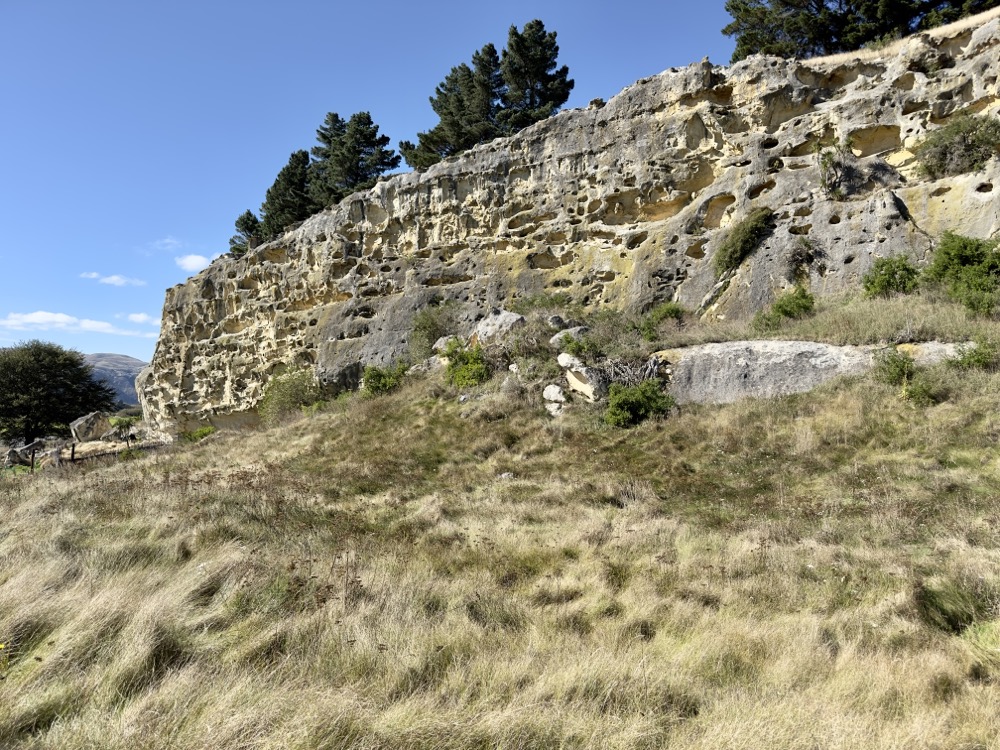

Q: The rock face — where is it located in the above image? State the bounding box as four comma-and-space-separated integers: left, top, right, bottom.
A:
141, 12, 1000, 436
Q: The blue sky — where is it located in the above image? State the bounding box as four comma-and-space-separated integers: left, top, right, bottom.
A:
0, 1, 735, 362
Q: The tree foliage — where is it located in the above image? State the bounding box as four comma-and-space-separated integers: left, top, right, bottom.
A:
724, 0, 1000, 62
310, 111, 400, 206
0, 340, 117, 443
229, 209, 262, 258
259, 150, 319, 240
400, 20, 573, 169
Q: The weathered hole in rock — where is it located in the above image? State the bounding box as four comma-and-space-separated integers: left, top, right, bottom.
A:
849, 125, 901, 157
931, 186, 952, 197
761, 136, 780, 150
748, 180, 777, 200
685, 240, 707, 259
829, 215, 841, 225
976, 182, 993, 193
703, 194, 736, 229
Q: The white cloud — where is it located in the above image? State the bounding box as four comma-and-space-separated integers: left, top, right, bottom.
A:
127, 313, 160, 326
81, 272, 146, 287
0, 311, 158, 338
175, 254, 212, 272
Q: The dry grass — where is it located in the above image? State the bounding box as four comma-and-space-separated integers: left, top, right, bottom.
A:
4, 306, 1000, 747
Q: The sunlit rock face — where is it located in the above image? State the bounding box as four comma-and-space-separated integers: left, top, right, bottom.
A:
140, 13, 1000, 436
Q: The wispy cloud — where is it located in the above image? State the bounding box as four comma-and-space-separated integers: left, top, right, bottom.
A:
80, 272, 146, 287
0, 311, 158, 338
152, 236, 182, 251
175, 254, 214, 273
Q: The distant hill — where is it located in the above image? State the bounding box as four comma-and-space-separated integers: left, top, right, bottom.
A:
84, 353, 147, 406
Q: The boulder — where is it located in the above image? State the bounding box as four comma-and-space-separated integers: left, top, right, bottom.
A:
469, 309, 525, 346
71, 411, 111, 443
557, 352, 609, 402
543, 384, 567, 403
549, 326, 590, 348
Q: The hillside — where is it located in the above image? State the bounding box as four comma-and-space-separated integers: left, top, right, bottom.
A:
84, 353, 147, 406
140, 10, 999, 437
4, 299, 1000, 746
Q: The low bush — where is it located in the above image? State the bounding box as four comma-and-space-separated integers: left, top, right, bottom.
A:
923, 232, 1000, 315
873, 349, 916, 387
713, 207, 774, 278
258, 367, 323, 425
915, 114, 1000, 179
604, 380, 675, 428
639, 302, 686, 341
948, 338, 998, 370
444, 341, 491, 388
362, 361, 409, 397
863, 256, 920, 298
752, 286, 815, 331
409, 301, 460, 361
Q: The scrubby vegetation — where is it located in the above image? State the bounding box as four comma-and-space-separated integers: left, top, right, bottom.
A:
362, 361, 409, 397
713, 207, 774, 278
915, 113, 1000, 179
863, 256, 921, 298
444, 341, 492, 388
604, 380, 675, 427
753, 285, 816, 331
258, 366, 324, 425
923, 231, 1000, 314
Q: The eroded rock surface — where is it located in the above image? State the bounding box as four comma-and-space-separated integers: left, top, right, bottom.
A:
141, 13, 1000, 435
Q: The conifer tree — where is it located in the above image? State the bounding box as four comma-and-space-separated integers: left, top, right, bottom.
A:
400, 44, 505, 169
309, 112, 400, 205
259, 150, 318, 240
229, 209, 262, 258
498, 19, 574, 133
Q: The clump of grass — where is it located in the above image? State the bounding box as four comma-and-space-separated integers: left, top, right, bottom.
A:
258, 366, 324, 425
181, 425, 216, 443
713, 207, 774, 278
465, 592, 527, 631
362, 361, 409, 397
873, 349, 917, 386
604, 380, 675, 427
753, 285, 815, 331
863, 256, 921, 298
915, 113, 1000, 179
444, 340, 491, 388
913, 577, 994, 634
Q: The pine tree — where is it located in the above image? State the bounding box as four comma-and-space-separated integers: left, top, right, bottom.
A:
498, 19, 574, 133
309, 112, 400, 205
259, 150, 317, 240
229, 209, 262, 258
400, 44, 505, 169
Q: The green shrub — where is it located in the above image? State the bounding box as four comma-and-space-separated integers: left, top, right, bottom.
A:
713, 207, 774, 277
752, 286, 815, 331
872, 350, 916, 387
561, 335, 604, 358
948, 338, 998, 370
863, 256, 920, 298
915, 114, 1000, 179
639, 302, 686, 341
409, 302, 460, 361
923, 232, 1000, 315
362, 361, 409, 397
181, 425, 216, 443
604, 380, 675, 428
902, 373, 946, 406
258, 367, 323, 425
444, 341, 491, 388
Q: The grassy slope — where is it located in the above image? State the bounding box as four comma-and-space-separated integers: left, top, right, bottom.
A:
3, 294, 1000, 749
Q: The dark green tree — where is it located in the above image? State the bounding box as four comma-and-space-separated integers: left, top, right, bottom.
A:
259, 150, 318, 239
0, 340, 117, 443
498, 19, 574, 132
400, 44, 505, 169
724, 0, 1000, 61
229, 209, 262, 258
309, 112, 400, 205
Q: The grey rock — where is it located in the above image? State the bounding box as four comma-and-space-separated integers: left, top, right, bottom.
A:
543, 384, 567, 402
71, 411, 111, 443
469, 309, 525, 346
549, 326, 589, 348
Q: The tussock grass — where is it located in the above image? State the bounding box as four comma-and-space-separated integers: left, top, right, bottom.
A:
4, 311, 1000, 747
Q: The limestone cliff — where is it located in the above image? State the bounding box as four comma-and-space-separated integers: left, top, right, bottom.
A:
140, 13, 1000, 436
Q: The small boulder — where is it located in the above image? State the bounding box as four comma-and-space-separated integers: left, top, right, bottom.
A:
543, 384, 567, 403
557, 353, 608, 402
469, 309, 525, 346
432, 336, 459, 354
545, 402, 565, 417
549, 326, 589, 348
71, 411, 111, 443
